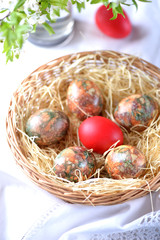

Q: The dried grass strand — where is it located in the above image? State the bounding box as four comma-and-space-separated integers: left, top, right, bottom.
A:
6, 50, 160, 205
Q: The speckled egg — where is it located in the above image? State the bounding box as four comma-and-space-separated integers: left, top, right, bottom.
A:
53, 146, 97, 182
67, 79, 103, 120
105, 145, 146, 179
114, 94, 158, 131
25, 109, 70, 146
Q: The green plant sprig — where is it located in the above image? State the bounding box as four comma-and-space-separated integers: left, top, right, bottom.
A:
0, 0, 152, 63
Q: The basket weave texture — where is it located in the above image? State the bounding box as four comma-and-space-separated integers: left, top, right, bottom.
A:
6, 50, 160, 205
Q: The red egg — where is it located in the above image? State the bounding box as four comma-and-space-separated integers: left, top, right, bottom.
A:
95, 5, 132, 38
78, 116, 123, 154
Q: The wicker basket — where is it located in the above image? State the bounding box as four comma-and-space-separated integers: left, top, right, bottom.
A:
6, 50, 160, 205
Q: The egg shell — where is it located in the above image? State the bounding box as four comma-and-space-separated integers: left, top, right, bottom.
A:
105, 145, 146, 179
53, 146, 97, 182
95, 5, 132, 39
25, 109, 70, 146
67, 79, 103, 120
114, 94, 158, 131
78, 116, 123, 154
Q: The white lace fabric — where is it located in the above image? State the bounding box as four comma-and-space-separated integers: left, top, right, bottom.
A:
90, 211, 160, 240
17, 186, 160, 240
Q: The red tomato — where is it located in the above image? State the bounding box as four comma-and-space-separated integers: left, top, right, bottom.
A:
78, 116, 123, 154
95, 5, 132, 38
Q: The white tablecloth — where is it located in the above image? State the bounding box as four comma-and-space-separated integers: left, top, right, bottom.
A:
1, 1, 160, 240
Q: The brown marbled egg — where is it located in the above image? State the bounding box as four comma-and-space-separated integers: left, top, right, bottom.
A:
25, 109, 69, 146
67, 79, 103, 120
114, 94, 158, 131
53, 146, 97, 182
105, 145, 146, 179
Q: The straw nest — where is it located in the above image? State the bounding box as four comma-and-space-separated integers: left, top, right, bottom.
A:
6, 50, 160, 205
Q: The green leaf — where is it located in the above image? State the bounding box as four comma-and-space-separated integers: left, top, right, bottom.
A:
6, 49, 14, 63
32, 24, 37, 33
138, 0, 151, 2
102, 0, 109, 6
17, 36, 23, 48
0, 7, 31, 63
46, 13, 56, 23
109, 2, 125, 20
53, 8, 60, 17
14, 0, 26, 11
71, 0, 85, 12
115, 4, 125, 17
3, 31, 16, 53
41, 1, 49, 10
49, 0, 68, 8
27, 8, 36, 14
90, 0, 101, 4
42, 22, 55, 35
76, 2, 85, 12
121, 3, 132, 6
132, 0, 138, 9
0, 9, 10, 21
0, 9, 8, 14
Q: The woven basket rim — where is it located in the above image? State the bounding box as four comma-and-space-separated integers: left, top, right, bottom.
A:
6, 50, 160, 205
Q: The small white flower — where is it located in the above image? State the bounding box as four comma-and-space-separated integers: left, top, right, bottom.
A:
23, 0, 40, 12
23, 0, 48, 25
0, 0, 18, 11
